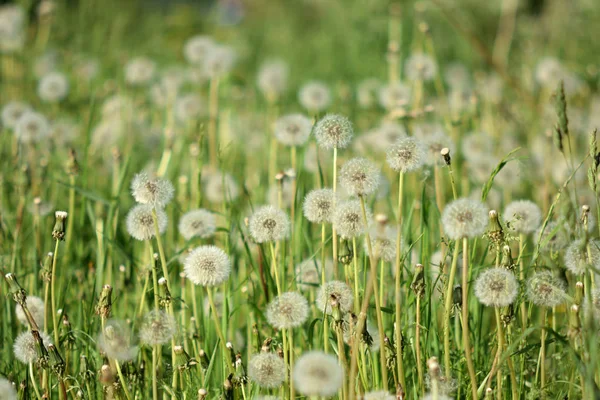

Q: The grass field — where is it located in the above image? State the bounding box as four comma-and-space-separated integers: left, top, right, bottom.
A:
2, 0, 600, 399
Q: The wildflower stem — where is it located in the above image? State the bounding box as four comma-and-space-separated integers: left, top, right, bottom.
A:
269, 241, 282, 296
29, 363, 43, 400
65, 175, 76, 255
51, 239, 60, 348
539, 307, 547, 394
115, 360, 133, 400
152, 345, 158, 400
332, 147, 339, 277
289, 329, 295, 399
416, 294, 424, 395
443, 242, 460, 379
208, 76, 220, 168
494, 308, 504, 397
206, 287, 234, 374
394, 172, 406, 390
462, 238, 478, 399
321, 223, 330, 354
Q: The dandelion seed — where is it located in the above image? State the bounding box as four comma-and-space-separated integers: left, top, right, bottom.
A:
38, 72, 69, 103
295, 258, 333, 290
405, 52, 437, 81
338, 157, 380, 197
474, 268, 519, 307
535, 221, 568, 252
266, 291, 309, 329
0, 377, 16, 400
313, 114, 353, 150
298, 81, 331, 113
442, 198, 488, 240
421, 394, 452, 400
303, 188, 337, 224
526, 271, 568, 307
248, 352, 286, 388
183, 35, 215, 65
126, 204, 167, 241
14, 331, 52, 364
15, 296, 45, 328
316, 280, 354, 315
131, 172, 175, 208
365, 225, 397, 263
565, 239, 600, 275
139, 310, 177, 346
248, 205, 290, 243
1, 101, 31, 129
203, 45, 236, 78
293, 351, 344, 397
378, 82, 411, 110
98, 320, 138, 361
333, 200, 371, 239
363, 390, 396, 400
503, 200, 542, 235
178, 209, 216, 240
124, 57, 156, 86
204, 171, 240, 203
184, 245, 231, 287
386, 137, 426, 173
15, 111, 50, 144
274, 113, 312, 147
174, 93, 206, 122
257, 59, 288, 99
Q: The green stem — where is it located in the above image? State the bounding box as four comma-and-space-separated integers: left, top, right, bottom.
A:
443, 243, 460, 379
51, 239, 60, 348
394, 172, 405, 390
462, 238, 478, 400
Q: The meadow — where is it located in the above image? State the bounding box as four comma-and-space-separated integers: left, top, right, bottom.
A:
1, 0, 600, 399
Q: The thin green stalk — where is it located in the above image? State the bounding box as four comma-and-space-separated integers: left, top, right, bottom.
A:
394, 172, 405, 390
462, 238, 478, 400
51, 239, 61, 348
269, 241, 282, 296
29, 363, 43, 400
206, 287, 234, 374
332, 147, 339, 277
443, 243, 460, 379
321, 223, 330, 354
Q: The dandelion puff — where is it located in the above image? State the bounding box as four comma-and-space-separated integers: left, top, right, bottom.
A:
184, 245, 231, 287
417, 130, 455, 167
565, 239, 600, 275
203, 45, 236, 78
526, 271, 568, 307
50, 118, 79, 146
248, 205, 290, 243
367, 121, 407, 154
295, 258, 333, 291
248, 352, 286, 388
124, 57, 156, 86
174, 93, 206, 123
503, 200, 542, 235
298, 81, 331, 113
442, 198, 488, 240
378, 82, 411, 110
363, 390, 396, 400
126, 204, 167, 241
183, 35, 215, 65
139, 310, 177, 346
178, 209, 216, 240
266, 291, 309, 329
1, 101, 31, 129
14, 331, 52, 364
204, 171, 239, 204
339, 157, 380, 197
366, 225, 397, 263
474, 268, 519, 307
15, 111, 50, 144
274, 113, 312, 147
583, 288, 600, 321
386, 137, 426, 173
535, 221, 568, 252
98, 319, 138, 361
15, 296, 45, 327
38, 72, 69, 102
0, 377, 17, 400
313, 114, 353, 150
421, 394, 453, 400
257, 59, 288, 99
316, 280, 354, 315
131, 172, 175, 208
405, 52, 437, 81
293, 351, 344, 397
333, 200, 371, 239
303, 188, 337, 224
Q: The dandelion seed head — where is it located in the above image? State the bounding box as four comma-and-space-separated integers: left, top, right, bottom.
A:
183, 35, 215, 65
339, 157, 380, 197
139, 310, 177, 346
204, 171, 239, 204
257, 59, 288, 98
316, 280, 354, 315
474, 268, 519, 307
274, 113, 312, 147
378, 82, 411, 110
178, 209, 216, 240
266, 292, 309, 329
421, 130, 455, 166
295, 258, 333, 291
1, 101, 31, 129
203, 45, 236, 78
565, 239, 600, 275
126, 204, 167, 241
333, 200, 371, 239
249, 205, 290, 243
38, 72, 69, 102
526, 271, 568, 307
313, 114, 353, 150
442, 198, 488, 240
366, 225, 397, 262
386, 137, 426, 173
184, 245, 231, 287
124, 57, 156, 86
298, 81, 331, 113
535, 221, 568, 252
405, 52, 437, 81
131, 172, 175, 208
50, 118, 79, 145
15, 296, 45, 327
303, 188, 336, 224
14, 331, 52, 364
248, 352, 286, 388
293, 351, 344, 397
503, 200, 542, 235
363, 390, 396, 400
98, 319, 137, 361
15, 111, 50, 144
174, 93, 206, 122
0, 377, 16, 400
535, 57, 564, 88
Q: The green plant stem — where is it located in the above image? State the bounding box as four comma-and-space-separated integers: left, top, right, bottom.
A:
321, 223, 330, 354
51, 239, 61, 348
416, 294, 424, 395
207, 287, 234, 374
332, 147, 339, 277
269, 241, 282, 296
29, 363, 43, 400
115, 359, 133, 400
394, 172, 406, 391
443, 242, 460, 379
462, 238, 478, 400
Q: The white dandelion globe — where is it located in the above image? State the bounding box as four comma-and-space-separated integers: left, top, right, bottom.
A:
204, 171, 240, 204
126, 204, 167, 241
313, 114, 353, 150
274, 113, 312, 147
442, 198, 488, 240
257, 59, 289, 99
338, 157, 380, 197
0, 377, 16, 400
131, 172, 175, 208
15, 296, 45, 327
203, 45, 236, 78
15, 111, 50, 144
183, 35, 215, 65
178, 209, 216, 240
378, 82, 411, 110
295, 258, 333, 291
139, 310, 177, 346
249, 205, 290, 243
1, 101, 31, 129
174, 93, 206, 123
38, 72, 69, 102
293, 351, 344, 397
474, 268, 519, 307
298, 81, 331, 113
405, 52, 437, 81
526, 271, 568, 308
386, 137, 427, 173
124, 57, 156, 86
98, 319, 138, 361
303, 188, 337, 224
503, 200, 542, 235
316, 280, 354, 315
184, 245, 231, 287
333, 200, 372, 239
266, 291, 309, 329
564, 239, 600, 276
14, 331, 52, 364
248, 352, 286, 388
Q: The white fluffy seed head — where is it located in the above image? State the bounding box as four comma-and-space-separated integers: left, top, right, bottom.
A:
178, 209, 216, 240
405, 52, 437, 81
442, 198, 488, 240
14, 331, 52, 364
274, 113, 312, 147
0, 377, 16, 400
293, 351, 344, 397
313, 114, 353, 150
565, 239, 600, 275
526, 271, 568, 307
316, 280, 354, 315
295, 258, 333, 291
257, 59, 289, 99
98, 319, 138, 361
126, 204, 167, 241
303, 188, 337, 224
174, 93, 206, 123
131, 172, 175, 208
124, 57, 156, 86
183, 35, 215, 65
184, 245, 231, 287
248, 205, 290, 243
15, 111, 50, 144
333, 200, 372, 239
298, 81, 331, 113
204, 171, 239, 204
366, 225, 397, 263
139, 310, 177, 346
203, 45, 236, 78
503, 200, 542, 235
15, 296, 45, 327
38, 72, 69, 102
363, 390, 396, 400
248, 352, 286, 388
1, 101, 31, 129
378, 82, 411, 110
386, 137, 426, 173
266, 291, 309, 329
339, 157, 380, 197
474, 268, 519, 307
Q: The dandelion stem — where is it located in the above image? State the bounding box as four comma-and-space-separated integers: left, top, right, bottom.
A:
462, 238, 478, 399
332, 147, 339, 277
394, 172, 406, 390
269, 241, 282, 296
50, 238, 61, 348
321, 223, 330, 354
208, 77, 220, 168
206, 287, 234, 374
443, 242, 460, 379
29, 363, 42, 400
416, 294, 424, 395
115, 360, 133, 400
